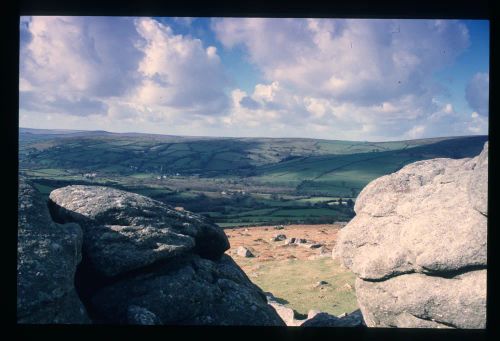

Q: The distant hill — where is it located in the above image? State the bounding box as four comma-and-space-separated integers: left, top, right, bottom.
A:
19, 128, 487, 198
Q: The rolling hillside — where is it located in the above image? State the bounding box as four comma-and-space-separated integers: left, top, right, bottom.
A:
19, 128, 488, 226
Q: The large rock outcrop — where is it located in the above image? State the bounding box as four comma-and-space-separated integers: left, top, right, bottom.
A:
17, 177, 89, 323
46, 185, 285, 326
49, 185, 229, 277
334, 142, 488, 329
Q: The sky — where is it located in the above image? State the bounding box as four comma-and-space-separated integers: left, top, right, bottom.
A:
19, 17, 489, 141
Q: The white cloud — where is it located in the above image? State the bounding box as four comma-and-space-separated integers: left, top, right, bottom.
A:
132, 18, 229, 114
467, 109, 488, 134
466, 72, 489, 116
214, 19, 469, 104
212, 18, 473, 140
19, 16, 229, 123
20, 17, 485, 141
406, 125, 426, 139
217, 81, 443, 140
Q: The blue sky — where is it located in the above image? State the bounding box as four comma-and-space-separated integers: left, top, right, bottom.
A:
19, 17, 489, 141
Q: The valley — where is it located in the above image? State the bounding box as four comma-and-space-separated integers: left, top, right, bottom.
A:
19, 128, 488, 228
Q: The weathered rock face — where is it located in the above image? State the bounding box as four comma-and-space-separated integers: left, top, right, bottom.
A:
468, 142, 488, 216
17, 177, 89, 324
91, 254, 284, 325
355, 270, 486, 328
334, 142, 488, 329
49, 185, 230, 277
47, 185, 284, 326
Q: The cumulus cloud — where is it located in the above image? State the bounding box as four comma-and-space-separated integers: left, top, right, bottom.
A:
405, 125, 426, 139
20, 17, 486, 140
466, 72, 489, 116
213, 19, 469, 104
212, 18, 474, 139
239, 96, 261, 110
20, 17, 142, 100
19, 16, 229, 121
218, 80, 446, 140
132, 18, 229, 114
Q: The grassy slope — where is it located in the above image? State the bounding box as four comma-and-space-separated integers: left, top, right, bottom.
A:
237, 257, 357, 316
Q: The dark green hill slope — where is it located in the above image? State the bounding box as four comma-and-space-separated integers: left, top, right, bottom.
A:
19, 129, 487, 226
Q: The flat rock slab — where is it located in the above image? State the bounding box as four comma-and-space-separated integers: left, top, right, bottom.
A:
49, 186, 229, 277
17, 177, 89, 323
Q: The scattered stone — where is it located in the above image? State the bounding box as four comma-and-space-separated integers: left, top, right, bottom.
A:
301, 309, 365, 327
237, 246, 254, 258
272, 234, 287, 241
313, 281, 329, 288
274, 225, 284, 230
309, 246, 331, 259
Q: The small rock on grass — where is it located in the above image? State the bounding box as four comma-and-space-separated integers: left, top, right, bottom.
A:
237, 246, 254, 257
272, 234, 287, 242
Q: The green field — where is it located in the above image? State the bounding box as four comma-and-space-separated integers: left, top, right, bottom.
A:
19, 128, 487, 226
237, 257, 358, 316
